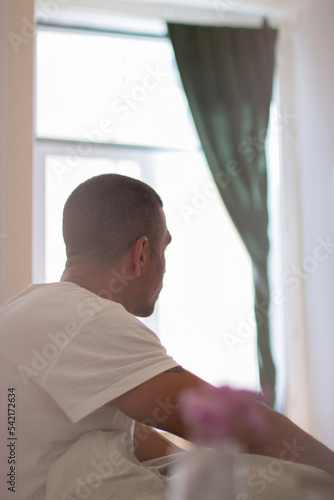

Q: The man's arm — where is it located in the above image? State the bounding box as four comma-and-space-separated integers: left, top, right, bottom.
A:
113, 366, 334, 477
113, 366, 206, 438
249, 404, 334, 477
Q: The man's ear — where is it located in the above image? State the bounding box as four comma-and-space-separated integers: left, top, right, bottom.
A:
132, 236, 149, 278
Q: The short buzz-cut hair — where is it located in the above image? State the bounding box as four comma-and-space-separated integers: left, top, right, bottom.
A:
62, 174, 164, 266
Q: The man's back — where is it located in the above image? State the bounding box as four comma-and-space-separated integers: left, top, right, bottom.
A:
0, 282, 177, 499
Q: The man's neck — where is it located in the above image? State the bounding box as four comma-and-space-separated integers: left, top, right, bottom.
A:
60, 260, 136, 308
61, 264, 106, 296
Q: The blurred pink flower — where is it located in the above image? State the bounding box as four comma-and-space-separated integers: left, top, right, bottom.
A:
179, 385, 267, 447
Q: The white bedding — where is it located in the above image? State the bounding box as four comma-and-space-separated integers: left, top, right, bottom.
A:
46, 430, 333, 500
46, 430, 185, 500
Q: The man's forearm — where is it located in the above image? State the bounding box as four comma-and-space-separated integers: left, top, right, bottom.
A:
250, 406, 334, 477
133, 422, 184, 462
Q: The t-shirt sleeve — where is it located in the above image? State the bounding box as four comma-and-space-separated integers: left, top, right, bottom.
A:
40, 303, 179, 423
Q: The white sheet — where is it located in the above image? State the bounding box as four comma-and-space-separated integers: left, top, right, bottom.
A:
168, 448, 334, 500
46, 430, 185, 500
46, 430, 333, 500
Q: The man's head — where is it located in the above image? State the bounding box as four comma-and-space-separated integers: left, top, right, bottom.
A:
63, 173, 164, 266
62, 174, 171, 317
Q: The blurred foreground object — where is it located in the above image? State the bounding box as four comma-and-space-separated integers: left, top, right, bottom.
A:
166, 449, 334, 500
179, 385, 267, 448
166, 386, 334, 499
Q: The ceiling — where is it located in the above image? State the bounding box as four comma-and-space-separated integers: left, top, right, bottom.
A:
58, 0, 313, 16
36, 0, 315, 30
120, 0, 309, 14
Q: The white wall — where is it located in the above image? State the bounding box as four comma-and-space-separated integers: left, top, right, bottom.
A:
277, 18, 311, 434
0, 0, 35, 304
292, 0, 334, 448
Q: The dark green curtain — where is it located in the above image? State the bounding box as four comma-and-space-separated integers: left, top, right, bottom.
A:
168, 23, 277, 406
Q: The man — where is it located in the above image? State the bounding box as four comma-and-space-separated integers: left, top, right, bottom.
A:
1, 174, 333, 500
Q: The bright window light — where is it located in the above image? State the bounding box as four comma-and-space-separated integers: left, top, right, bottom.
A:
36, 28, 199, 150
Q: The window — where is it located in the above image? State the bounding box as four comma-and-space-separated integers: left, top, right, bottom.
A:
36, 26, 198, 149
34, 23, 258, 389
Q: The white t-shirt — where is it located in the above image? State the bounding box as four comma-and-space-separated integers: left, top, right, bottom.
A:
0, 282, 179, 500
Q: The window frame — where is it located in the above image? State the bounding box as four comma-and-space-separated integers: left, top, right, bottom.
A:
33, 22, 265, 390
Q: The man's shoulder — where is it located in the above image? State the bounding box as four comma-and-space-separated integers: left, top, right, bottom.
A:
2, 281, 109, 310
